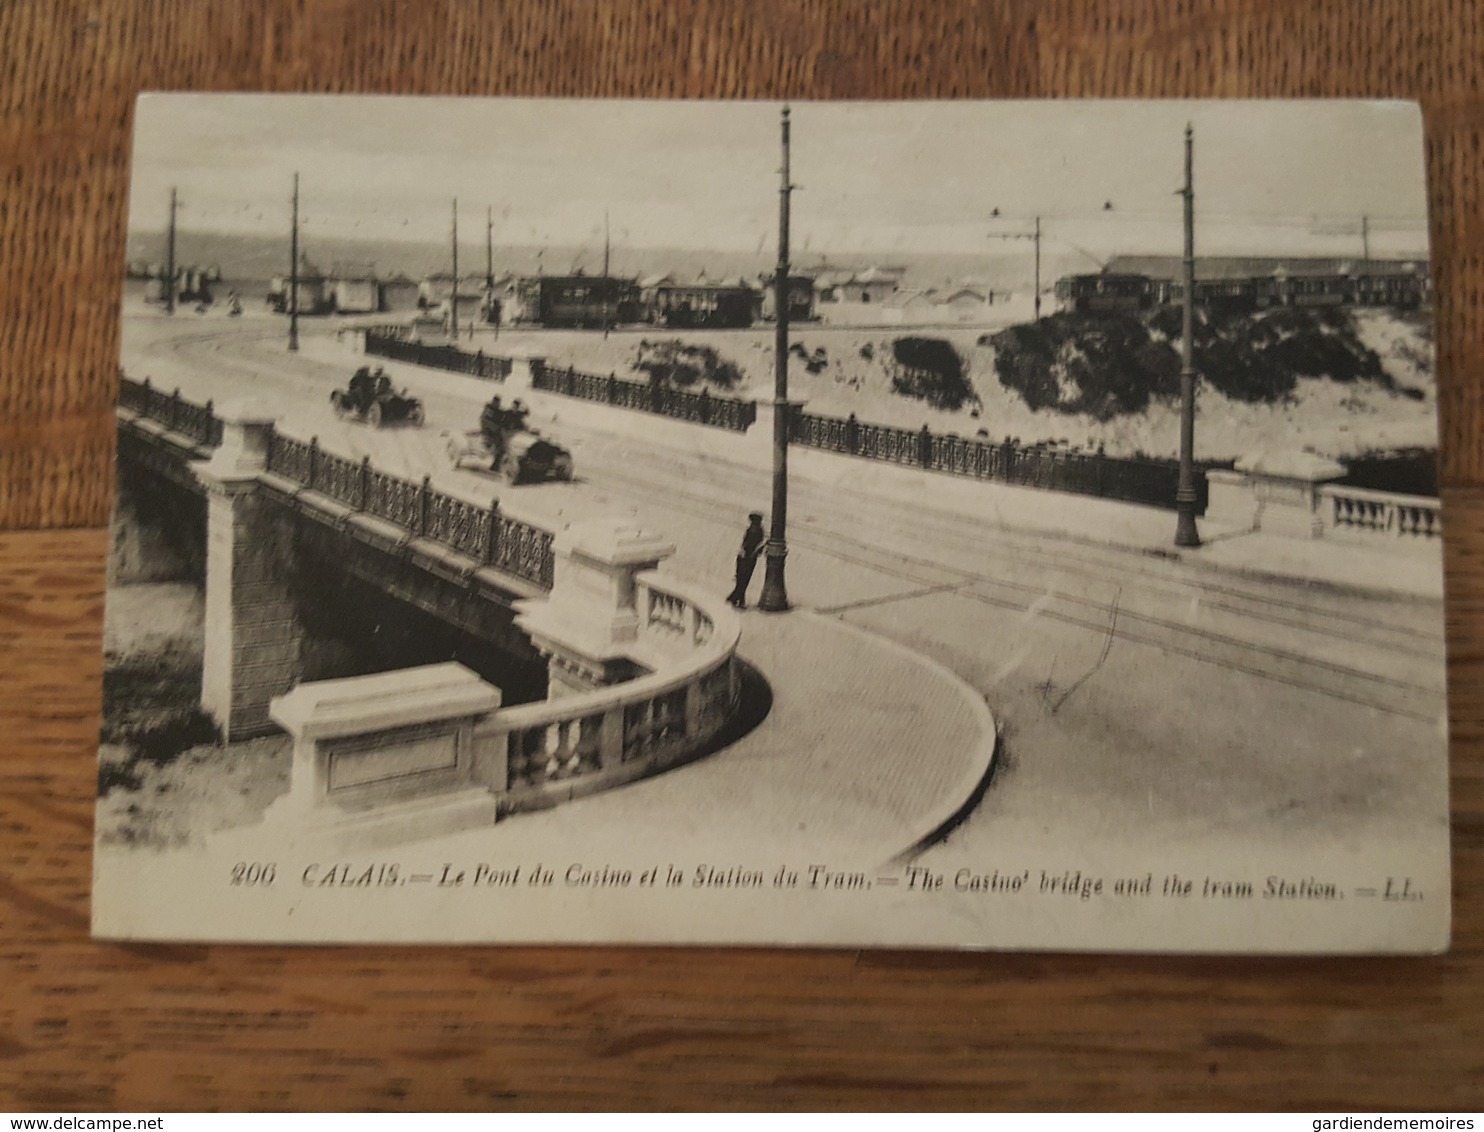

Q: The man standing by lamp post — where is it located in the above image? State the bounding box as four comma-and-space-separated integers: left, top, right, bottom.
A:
1174, 122, 1202, 549
758, 104, 795, 613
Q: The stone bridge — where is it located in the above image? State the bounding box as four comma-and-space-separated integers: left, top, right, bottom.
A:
114, 376, 745, 847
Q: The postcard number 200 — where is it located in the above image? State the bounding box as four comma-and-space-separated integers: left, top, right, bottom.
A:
230, 861, 277, 886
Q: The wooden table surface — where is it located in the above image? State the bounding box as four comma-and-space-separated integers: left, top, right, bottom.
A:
2, 0, 1483, 1111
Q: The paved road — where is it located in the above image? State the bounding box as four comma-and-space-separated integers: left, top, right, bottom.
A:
121, 313, 1451, 870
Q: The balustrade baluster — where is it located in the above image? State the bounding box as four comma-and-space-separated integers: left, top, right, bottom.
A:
307, 437, 320, 490
419, 475, 432, 538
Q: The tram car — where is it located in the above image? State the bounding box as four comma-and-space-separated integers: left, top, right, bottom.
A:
1162, 277, 1262, 314
1057, 267, 1427, 316
759, 273, 818, 323
645, 280, 758, 329
1259, 273, 1425, 310
1054, 273, 1157, 314
510, 275, 641, 328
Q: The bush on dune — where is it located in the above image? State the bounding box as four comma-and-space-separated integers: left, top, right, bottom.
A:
991, 305, 1400, 416
889, 336, 977, 412
634, 339, 744, 389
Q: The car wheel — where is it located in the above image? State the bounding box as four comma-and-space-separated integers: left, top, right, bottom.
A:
368, 402, 383, 428
500, 452, 522, 483
409, 404, 425, 427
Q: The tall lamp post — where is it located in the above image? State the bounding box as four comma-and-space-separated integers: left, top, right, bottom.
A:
758, 104, 794, 614
288, 172, 300, 353
1173, 123, 1201, 548
164, 186, 179, 316
450, 197, 459, 339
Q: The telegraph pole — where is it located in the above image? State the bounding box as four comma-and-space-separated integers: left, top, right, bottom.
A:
988, 213, 1044, 320
164, 187, 178, 315
1033, 215, 1042, 320
486, 206, 495, 290
758, 105, 794, 614
450, 197, 459, 339
1173, 123, 1201, 549
1361, 214, 1371, 268
602, 210, 611, 337
288, 173, 299, 352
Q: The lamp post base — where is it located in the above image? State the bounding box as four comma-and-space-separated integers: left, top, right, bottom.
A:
757, 544, 790, 613
1173, 499, 1201, 548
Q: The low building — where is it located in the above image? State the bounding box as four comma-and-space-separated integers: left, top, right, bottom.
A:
377, 274, 420, 311
815, 265, 906, 304
268, 260, 331, 314
940, 288, 990, 320
331, 274, 379, 314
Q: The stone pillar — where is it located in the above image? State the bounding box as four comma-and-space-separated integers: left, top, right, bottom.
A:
196, 402, 303, 740
263, 663, 502, 848
504, 348, 546, 394
515, 519, 676, 697
1205, 450, 1347, 540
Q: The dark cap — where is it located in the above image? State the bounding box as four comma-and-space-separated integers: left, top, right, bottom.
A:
748, 511, 764, 520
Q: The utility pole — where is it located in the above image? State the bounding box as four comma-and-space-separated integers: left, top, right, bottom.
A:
164, 187, 178, 316
1361, 214, 1371, 268
1173, 123, 1201, 549
485, 205, 496, 332
988, 213, 1043, 320
486, 206, 495, 291
1033, 215, 1042, 320
450, 197, 459, 339
288, 173, 299, 352
759, 105, 794, 614
602, 210, 611, 337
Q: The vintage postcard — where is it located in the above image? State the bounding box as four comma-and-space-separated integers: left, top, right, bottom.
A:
94, 95, 1449, 951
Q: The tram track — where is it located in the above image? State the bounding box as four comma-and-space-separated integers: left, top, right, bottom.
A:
143, 320, 1445, 722
585, 463, 1443, 723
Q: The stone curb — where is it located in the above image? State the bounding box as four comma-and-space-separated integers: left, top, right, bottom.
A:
791, 610, 1000, 865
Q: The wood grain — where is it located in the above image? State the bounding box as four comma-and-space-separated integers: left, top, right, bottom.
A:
2, 0, 1482, 1110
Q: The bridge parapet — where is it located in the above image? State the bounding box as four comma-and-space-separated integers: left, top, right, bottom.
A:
477, 569, 742, 814
253, 570, 740, 846
1317, 483, 1442, 541
119, 371, 749, 832
118, 372, 558, 590
118, 374, 224, 449
1205, 450, 1442, 543
262, 432, 555, 589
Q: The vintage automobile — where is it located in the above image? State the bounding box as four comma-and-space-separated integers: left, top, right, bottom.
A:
445, 399, 574, 484
330, 366, 425, 427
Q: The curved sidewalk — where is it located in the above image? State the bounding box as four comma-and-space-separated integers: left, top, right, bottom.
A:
425, 609, 998, 864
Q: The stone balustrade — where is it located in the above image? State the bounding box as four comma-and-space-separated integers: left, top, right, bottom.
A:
1206, 450, 1442, 542
258, 569, 740, 844
473, 571, 742, 812
1318, 484, 1442, 540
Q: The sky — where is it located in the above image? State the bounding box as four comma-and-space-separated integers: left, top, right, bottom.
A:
128, 95, 1431, 263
